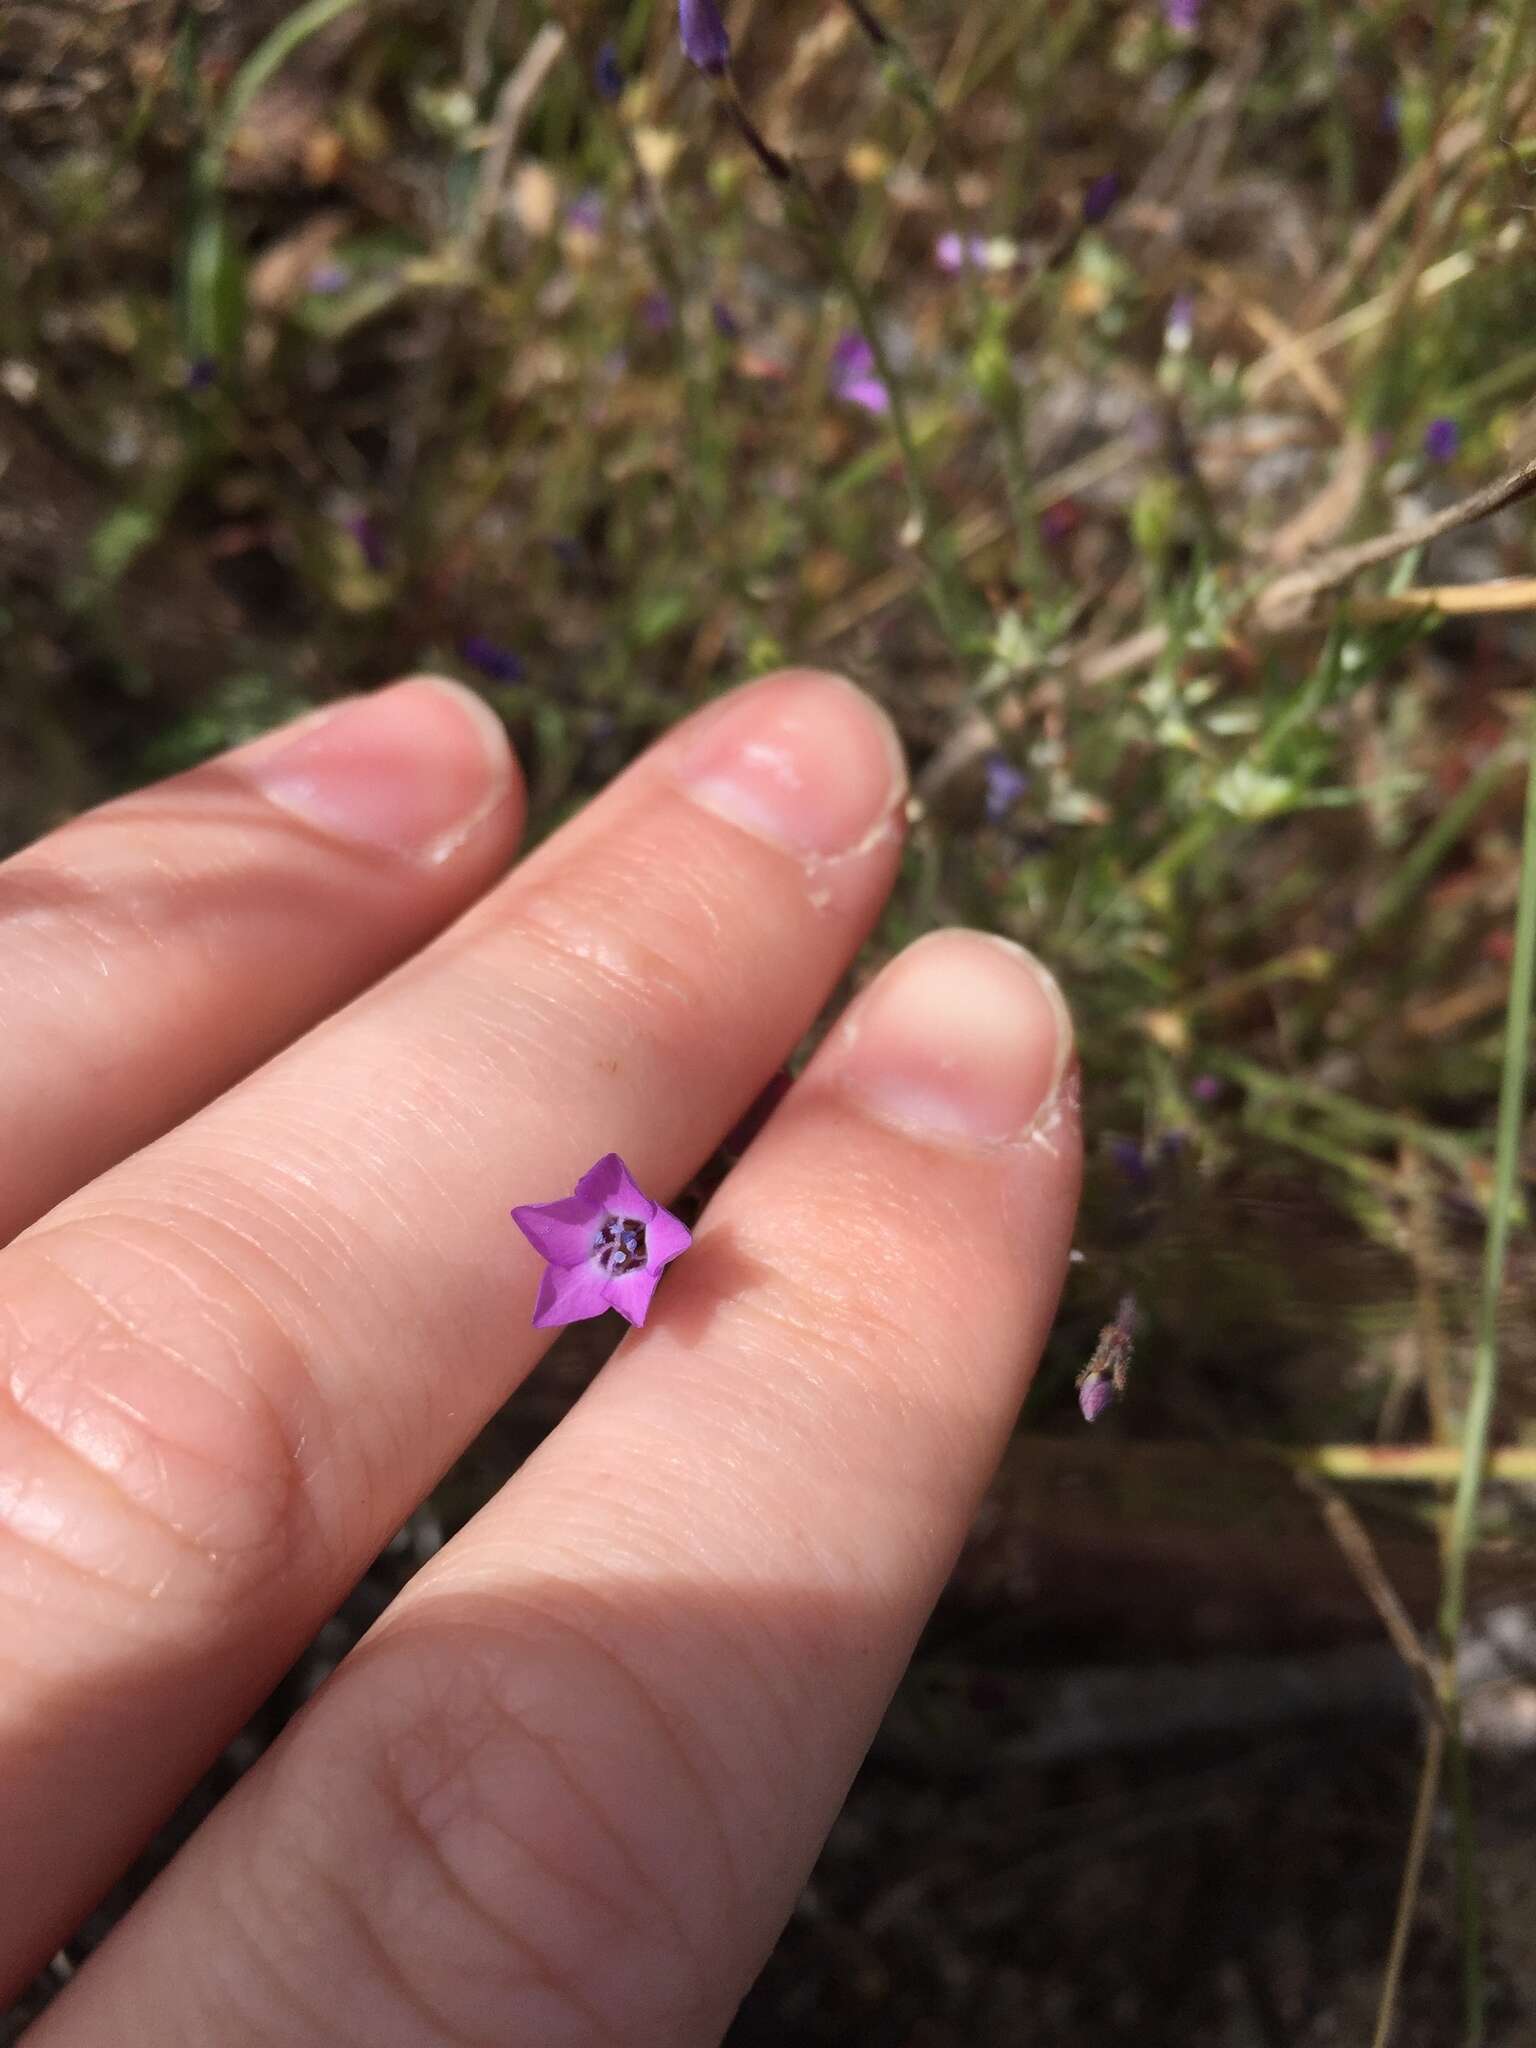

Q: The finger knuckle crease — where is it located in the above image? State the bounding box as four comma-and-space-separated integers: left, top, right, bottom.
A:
0, 1219, 327, 1607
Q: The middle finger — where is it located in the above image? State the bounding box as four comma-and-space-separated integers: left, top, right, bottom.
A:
0, 668, 906, 1994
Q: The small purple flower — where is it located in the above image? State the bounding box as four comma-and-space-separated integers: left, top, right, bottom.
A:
640, 291, 675, 333
185, 356, 217, 391
983, 753, 1030, 822
1078, 1375, 1118, 1423
1082, 172, 1121, 226
1423, 416, 1460, 463
458, 633, 525, 683
512, 1153, 692, 1328
343, 512, 386, 572
1191, 1072, 1222, 1104
679, 0, 731, 76
935, 231, 990, 274
712, 299, 741, 340
1076, 1294, 1138, 1423
594, 39, 624, 102
566, 191, 605, 235
1163, 0, 1202, 31
307, 260, 351, 296
830, 332, 891, 416
1108, 1136, 1150, 1189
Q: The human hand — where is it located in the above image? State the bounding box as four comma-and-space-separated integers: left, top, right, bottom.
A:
2, 669, 1080, 2045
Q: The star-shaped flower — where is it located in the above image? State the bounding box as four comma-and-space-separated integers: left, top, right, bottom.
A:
512, 1154, 692, 1328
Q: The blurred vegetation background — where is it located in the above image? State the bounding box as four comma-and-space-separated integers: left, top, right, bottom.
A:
6, 0, 1536, 2040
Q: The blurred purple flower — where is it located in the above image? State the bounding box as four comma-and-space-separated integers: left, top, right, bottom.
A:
1191, 1072, 1222, 1104
185, 357, 217, 391
307, 260, 350, 296
640, 292, 675, 333
1164, 0, 1203, 31
512, 1153, 692, 1328
594, 39, 624, 102
1165, 289, 1195, 352
935, 231, 989, 274
343, 512, 386, 572
830, 332, 891, 416
1083, 172, 1121, 225
566, 191, 605, 235
1078, 1375, 1118, 1423
983, 753, 1030, 822
458, 633, 525, 683
1108, 1136, 1150, 1189
1423, 416, 1460, 463
712, 299, 742, 339
679, 0, 731, 75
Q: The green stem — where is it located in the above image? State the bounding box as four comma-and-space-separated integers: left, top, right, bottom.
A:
1435, 690, 1536, 2046
1306, 0, 1355, 220
1210, 1051, 1487, 1182
793, 175, 973, 650
1484, 0, 1536, 146
199, 0, 363, 186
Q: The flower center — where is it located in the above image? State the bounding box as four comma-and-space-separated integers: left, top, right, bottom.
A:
592, 1214, 648, 1275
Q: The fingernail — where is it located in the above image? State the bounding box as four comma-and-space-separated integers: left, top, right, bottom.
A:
242, 677, 513, 863
831, 929, 1074, 1144
675, 669, 907, 858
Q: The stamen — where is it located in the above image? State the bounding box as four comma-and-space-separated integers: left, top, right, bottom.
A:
592, 1213, 649, 1275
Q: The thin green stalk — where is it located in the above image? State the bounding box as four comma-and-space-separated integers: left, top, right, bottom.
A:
200, 0, 363, 182
1484, 0, 1536, 146
1435, 692, 1536, 2047
185, 0, 364, 365
793, 175, 974, 650
1294, 741, 1522, 1045
1210, 1051, 1487, 1182
846, 15, 1050, 597
1306, 0, 1355, 220
614, 122, 726, 529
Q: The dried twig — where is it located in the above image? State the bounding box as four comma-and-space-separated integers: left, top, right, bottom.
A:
465, 22, 567, 256
1294, 1465, 1444, 1725
1256, 455, 1536, 628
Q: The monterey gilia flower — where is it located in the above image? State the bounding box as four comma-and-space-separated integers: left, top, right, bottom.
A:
512, 1154, 692, 1328
679, 0, 731, 76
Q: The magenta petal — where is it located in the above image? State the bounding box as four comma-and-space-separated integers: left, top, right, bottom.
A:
1078, 1375, 1118, 1423
603, 1267, 664, 1327
645, 1207, 693, 1269
533, 1261, 613, 1328
573, 1152, 655, 1221
511, 1194, 604, 1268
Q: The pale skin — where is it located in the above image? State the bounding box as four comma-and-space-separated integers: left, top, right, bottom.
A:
1, 668, 1081, 2046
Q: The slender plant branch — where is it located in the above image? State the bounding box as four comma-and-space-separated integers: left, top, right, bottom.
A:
1433, 688, 1536, 2046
